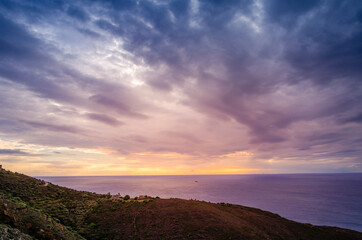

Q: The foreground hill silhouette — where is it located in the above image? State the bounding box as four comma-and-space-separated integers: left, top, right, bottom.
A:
0, 169, 361, 240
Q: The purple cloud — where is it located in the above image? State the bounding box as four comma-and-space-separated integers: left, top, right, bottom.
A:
0, 0, 361, 173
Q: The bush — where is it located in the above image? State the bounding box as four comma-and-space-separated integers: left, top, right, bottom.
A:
124, 195, 130, 200
88, 222, 97, 228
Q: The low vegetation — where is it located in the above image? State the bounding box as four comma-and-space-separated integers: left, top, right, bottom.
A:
0, 169, 361, 240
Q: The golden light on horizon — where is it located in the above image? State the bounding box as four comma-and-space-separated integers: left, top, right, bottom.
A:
0, 139, 259, 176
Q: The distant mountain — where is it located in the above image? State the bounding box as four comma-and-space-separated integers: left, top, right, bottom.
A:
0, 169, 361, 240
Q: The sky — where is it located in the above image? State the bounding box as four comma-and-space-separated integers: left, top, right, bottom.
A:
0, 0, 362, 176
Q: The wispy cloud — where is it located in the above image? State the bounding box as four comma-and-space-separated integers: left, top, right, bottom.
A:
0, 149, 42, 156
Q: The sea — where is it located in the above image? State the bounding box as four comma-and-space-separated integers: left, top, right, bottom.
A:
38, 173, 362, 232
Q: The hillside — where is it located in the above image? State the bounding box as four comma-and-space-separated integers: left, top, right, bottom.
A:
0, 169, 361, 240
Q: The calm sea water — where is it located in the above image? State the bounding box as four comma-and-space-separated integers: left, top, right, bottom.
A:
38, 173, 362, 232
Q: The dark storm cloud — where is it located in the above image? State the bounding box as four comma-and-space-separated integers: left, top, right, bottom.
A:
66, 5, 90, 22
281, 2, 362, 85
0, 149, 31, 156
303, 133, 344, 148
264, 0, 322, 27
89, 94, 148, 119
85, 113, 123, 126
76, 27, 101, 38
88, 0, 286, 143
0, 5, 147, 135
22, 121, 83, 134
84, 1, 274, 142
342, 113, 362, 124
0, 149, 43, 156
0, 13, 81, 102
91, 0, 362, 144
0, 14, 47, 62
0, 3, 121, 97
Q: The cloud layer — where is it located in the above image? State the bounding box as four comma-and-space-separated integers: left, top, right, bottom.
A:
0, 0, 361, 175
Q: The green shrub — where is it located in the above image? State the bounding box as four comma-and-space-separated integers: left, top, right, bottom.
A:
124, 195, 130, 200
88, 222, 97, 228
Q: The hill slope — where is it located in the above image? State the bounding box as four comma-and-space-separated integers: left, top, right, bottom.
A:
0, 169, 361, 240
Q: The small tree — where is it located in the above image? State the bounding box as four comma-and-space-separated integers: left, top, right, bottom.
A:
124, 195, 130, 200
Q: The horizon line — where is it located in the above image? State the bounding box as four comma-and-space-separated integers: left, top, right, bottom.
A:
33, 172, 362, 178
